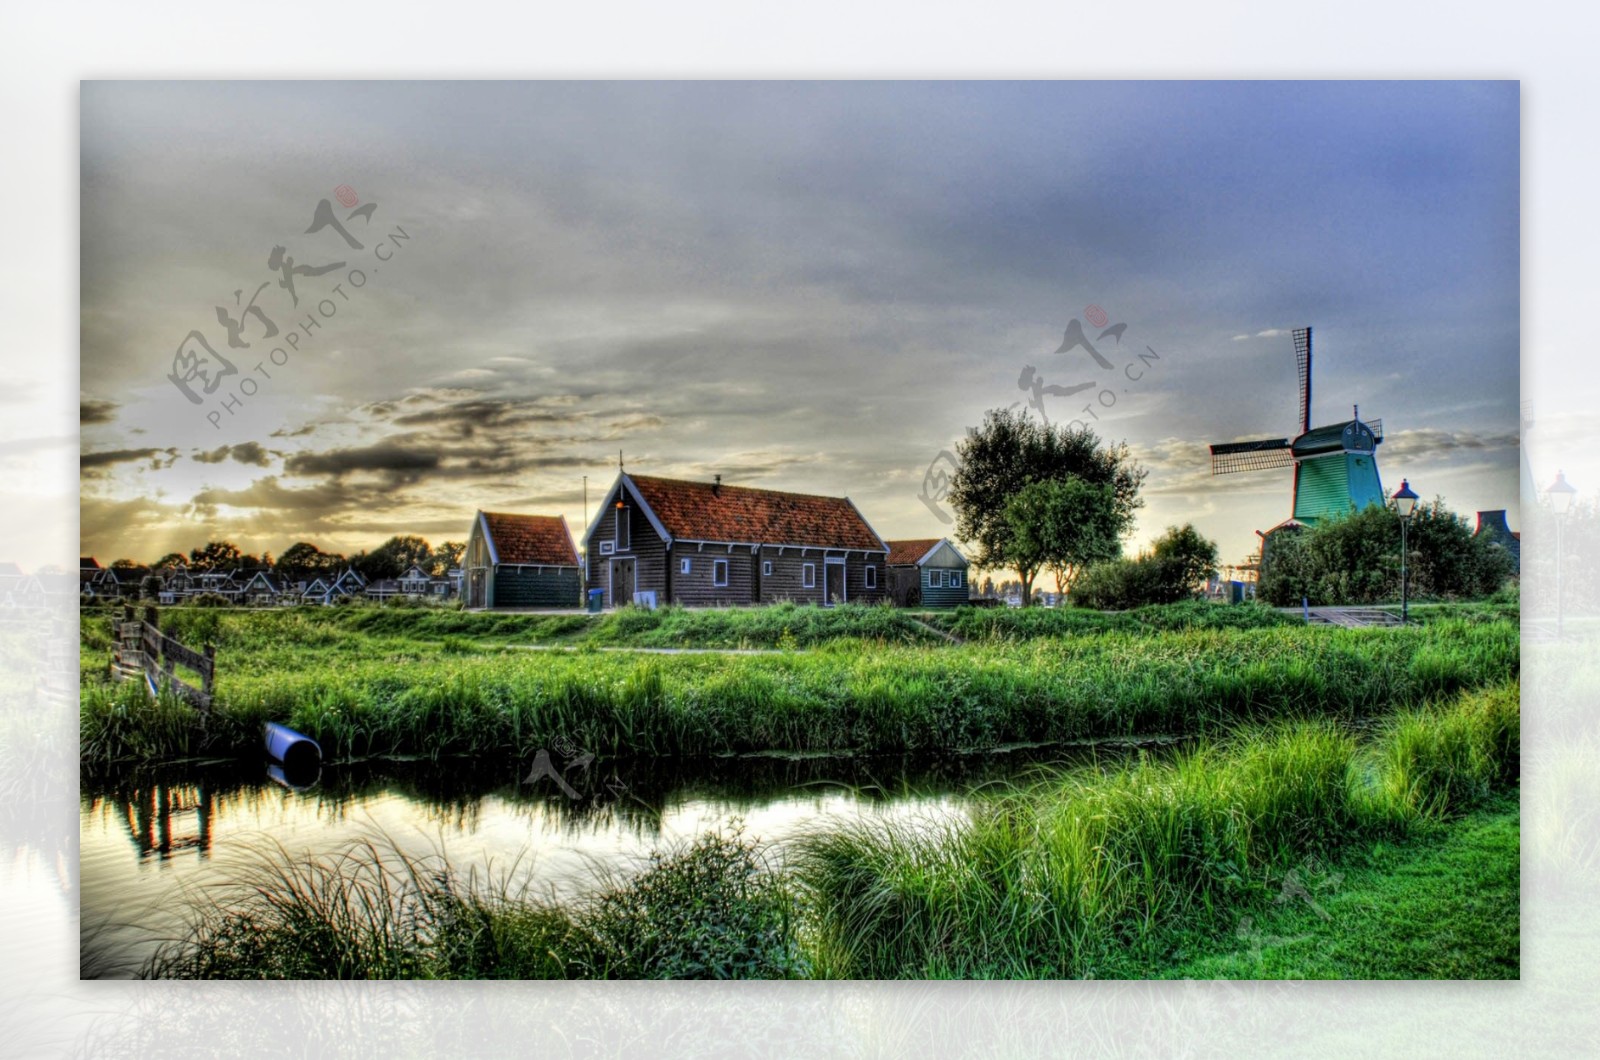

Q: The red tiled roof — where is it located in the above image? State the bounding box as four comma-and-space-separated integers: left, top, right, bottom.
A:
885, 538, 942, 566
624, 475, 886, 551
481, 512, 579, 566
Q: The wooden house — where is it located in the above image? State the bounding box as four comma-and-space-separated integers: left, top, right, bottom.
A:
580, 473, 889, 608
240, 570, 283, 606
885, 538, 971, 608
398, 565, 432, 597
464, 512, 582, 609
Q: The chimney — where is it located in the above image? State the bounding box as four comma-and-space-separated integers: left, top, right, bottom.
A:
1475, 509, 1510, 537
713, 474, 722, 496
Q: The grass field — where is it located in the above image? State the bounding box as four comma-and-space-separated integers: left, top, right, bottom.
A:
80, 605, 1518, 765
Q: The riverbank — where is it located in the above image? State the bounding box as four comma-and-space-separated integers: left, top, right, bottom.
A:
140, 682, 1519, 979
80, 612, 1517, 765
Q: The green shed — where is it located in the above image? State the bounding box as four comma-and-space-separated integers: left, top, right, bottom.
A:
886, 538, 970, 608
464, 511, 583, 609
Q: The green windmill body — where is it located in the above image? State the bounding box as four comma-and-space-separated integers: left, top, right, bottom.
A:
1209, 327, 1386, 526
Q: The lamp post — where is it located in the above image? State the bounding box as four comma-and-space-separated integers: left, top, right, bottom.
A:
1549, 470, 1577, 639
1393, 479, 1419, 624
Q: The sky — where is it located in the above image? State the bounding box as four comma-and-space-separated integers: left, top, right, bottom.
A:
78, 81, 1522, 572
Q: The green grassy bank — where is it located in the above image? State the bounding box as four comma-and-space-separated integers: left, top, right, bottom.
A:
141, 682, 1519, 979
82, 616, 1517, 765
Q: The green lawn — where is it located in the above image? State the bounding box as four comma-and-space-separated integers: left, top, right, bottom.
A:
1116, 792, 1519, 979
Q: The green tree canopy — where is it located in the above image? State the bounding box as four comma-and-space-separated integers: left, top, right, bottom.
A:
949, 407, 1146, 604
1003, 477, 1127, 602
188, 541, 242, 571
429, 541, 466, 575
1072, 523, 1219, 609
1257, 498, 1513, 606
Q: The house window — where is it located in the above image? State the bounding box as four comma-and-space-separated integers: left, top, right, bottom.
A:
713, 559, 729, 587
803, 563, 816, 588
762, 560, 773, 576
599, 541, 614, 556
615, 505, 630, 551
681, 557, 691, 575
865, 565, 877, 589
928, 569, 944, 588
949, 571, 962, 588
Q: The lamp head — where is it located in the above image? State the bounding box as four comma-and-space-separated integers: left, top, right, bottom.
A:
1550, 470, 1577, 516
1393, 479, 1419, 519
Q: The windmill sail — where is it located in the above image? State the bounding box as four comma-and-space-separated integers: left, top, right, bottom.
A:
1294, 326, 1312, 434
1210, 438, 1293, 475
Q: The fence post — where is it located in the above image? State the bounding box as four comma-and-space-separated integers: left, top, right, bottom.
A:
203, 644, 216, 696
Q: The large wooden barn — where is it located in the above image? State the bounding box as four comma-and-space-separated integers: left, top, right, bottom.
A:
885, 538, 971, 607
582, 472, 889, 608
464, 511, 582, 609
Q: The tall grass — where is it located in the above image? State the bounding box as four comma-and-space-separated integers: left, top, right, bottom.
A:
142, 683, 1519, 979
81, 617, 1519, 765
145, 826, 807, 980
795, 682, 1521, 978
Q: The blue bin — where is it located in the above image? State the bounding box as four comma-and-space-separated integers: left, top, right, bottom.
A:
587, 588, 605, 613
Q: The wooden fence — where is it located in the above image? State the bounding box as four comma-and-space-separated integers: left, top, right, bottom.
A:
111, 605, 215, 711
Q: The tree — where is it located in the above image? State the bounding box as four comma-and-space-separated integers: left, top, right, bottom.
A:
110, 558, 141, 570
1257, 498, 1512, 606
367, 535, 433, 580
430, 541, 466, 575
276, 542, 343, 573
1071, 524, 1219, 609
188, 541, 242, 571
948, 408, 1145, 605
140, 575, 164, 601
1003, 477, 1127, 604
152, 553, 187, 571
1148, 523, 1220, 600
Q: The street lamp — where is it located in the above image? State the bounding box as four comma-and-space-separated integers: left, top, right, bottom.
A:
1393, 479, 1419, 624
1549, 470, 1577, 639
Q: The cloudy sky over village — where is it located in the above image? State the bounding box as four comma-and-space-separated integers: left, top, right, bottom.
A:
79, 81, 1521, 570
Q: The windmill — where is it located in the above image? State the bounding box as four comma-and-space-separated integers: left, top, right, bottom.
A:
1209, 327, 1387, 527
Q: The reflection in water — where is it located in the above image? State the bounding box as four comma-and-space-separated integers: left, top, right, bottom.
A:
80, 742, 1167, 978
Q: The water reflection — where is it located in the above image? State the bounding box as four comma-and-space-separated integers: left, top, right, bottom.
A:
80, 741, 1170, 977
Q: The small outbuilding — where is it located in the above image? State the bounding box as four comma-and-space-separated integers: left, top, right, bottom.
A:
464, 511, 583, 609
885, 538, 970, 607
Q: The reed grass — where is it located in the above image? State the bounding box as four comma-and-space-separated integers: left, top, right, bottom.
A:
144, 826, 806, 980
81, 616, 1518, 765
795, 682, 1521, 978
141, 683, 1519, 979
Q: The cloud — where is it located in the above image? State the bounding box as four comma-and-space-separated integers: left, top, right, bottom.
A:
192, 441, 275, 467
284, 443, 441, 479
80, 398, 119, 425
1231, 328, 1292, 341
80, 447, 179, 471
1380, 428, 1519, 460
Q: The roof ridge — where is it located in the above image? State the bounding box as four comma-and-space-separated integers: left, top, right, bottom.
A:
628, 472, 852, 503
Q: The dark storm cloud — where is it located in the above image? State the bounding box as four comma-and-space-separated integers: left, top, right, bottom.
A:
193, 441, 275, 466
78, 82, 1520, 561
284, 443, 440, 478
80, 447, 178, 470
80, 398, 119, 425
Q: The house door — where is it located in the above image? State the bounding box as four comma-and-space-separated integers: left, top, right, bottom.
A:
468, 569, 487, 609
824, 562, 845, 606
611, 558, 635, 607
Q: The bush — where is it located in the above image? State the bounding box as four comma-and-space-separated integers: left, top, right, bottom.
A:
1258, 500, 1514, 606
1071, 524, 1218, 610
